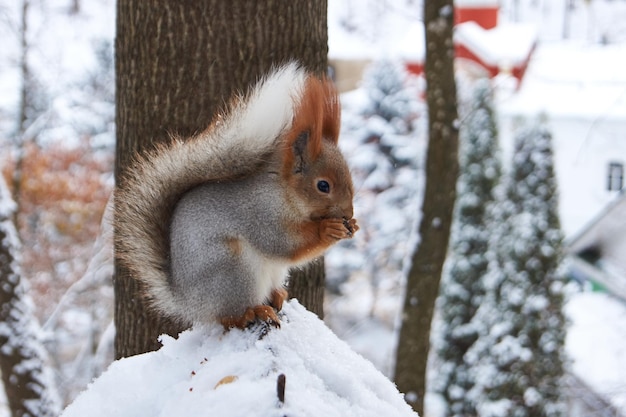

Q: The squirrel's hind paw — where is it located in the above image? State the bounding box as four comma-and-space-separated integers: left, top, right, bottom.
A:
269, 288, 288, 311
220, 305, 281, 330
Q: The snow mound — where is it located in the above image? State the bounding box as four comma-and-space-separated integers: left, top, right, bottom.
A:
61, 300, 417, 417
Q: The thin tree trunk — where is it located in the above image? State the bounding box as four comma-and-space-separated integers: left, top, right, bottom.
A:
115, 0, 329, 358
13, 0, 30, 224
17, 0, 29, 136
393, 1, 459, 415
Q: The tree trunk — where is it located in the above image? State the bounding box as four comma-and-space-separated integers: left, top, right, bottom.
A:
114, 0, 329, 359
0, 178, 60, 417
288, 258, 326, 319
393, 1, 459, 415
17, 0, 29, 136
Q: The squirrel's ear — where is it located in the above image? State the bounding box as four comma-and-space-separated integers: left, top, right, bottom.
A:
282, 74, 340, 177
293, 130, 310, 174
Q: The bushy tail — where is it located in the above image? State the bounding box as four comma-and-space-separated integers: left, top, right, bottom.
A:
114, 63, 308, 321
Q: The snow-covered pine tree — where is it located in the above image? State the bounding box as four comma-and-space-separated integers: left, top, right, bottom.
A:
326, 59, 423, 300
435, 79, 501, 417
361, 59, 418, 133
0, 175, 60, 417
468, 119, 567, 417
324, 60, 425, 370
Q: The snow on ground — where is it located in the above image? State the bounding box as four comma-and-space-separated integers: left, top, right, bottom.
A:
60, 301, 417, 417
565, 292, 626, 412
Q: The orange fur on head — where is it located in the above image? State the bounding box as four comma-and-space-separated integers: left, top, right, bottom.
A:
283, 75, 341, 163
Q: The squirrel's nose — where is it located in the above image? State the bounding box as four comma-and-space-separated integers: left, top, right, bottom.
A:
325, 205, 349, 220
341, 205, 354, 220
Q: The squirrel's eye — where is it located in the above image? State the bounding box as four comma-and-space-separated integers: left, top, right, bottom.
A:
317, 180, 330, 193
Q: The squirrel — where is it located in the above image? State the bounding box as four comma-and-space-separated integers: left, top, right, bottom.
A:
115, 63, 359, 329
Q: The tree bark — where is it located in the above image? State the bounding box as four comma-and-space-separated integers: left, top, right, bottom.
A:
288, 257, 326, 319
115, 0, 329, 359
393, 1, 459, 415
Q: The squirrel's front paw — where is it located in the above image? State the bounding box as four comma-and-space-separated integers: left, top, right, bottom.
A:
320, 218, 350, 242
321, 218, 359, 242
343, 218, 359, 238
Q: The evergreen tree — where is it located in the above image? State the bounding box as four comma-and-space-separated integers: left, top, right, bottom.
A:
361, 59, 418, 132
325, 59, 422, 308
435, 79, 501, 417
468, 119, 567, 417
0, 175, 60, 417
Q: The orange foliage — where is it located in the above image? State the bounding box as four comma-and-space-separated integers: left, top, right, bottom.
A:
2, 142, 114, 319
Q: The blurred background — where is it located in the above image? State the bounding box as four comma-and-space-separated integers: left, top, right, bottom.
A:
0, 0, 625, 416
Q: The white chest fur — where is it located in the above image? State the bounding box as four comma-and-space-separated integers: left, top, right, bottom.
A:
238, 238, 290, 304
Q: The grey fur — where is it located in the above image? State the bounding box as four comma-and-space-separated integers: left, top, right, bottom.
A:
169, 172, 293, 323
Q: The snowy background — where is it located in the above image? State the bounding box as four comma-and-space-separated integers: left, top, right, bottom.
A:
327, 1, 626, 415
1, 0, 626, 416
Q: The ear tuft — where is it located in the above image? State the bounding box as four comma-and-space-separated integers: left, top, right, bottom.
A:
282, 74, 341, 176
321, 79, 341, 145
